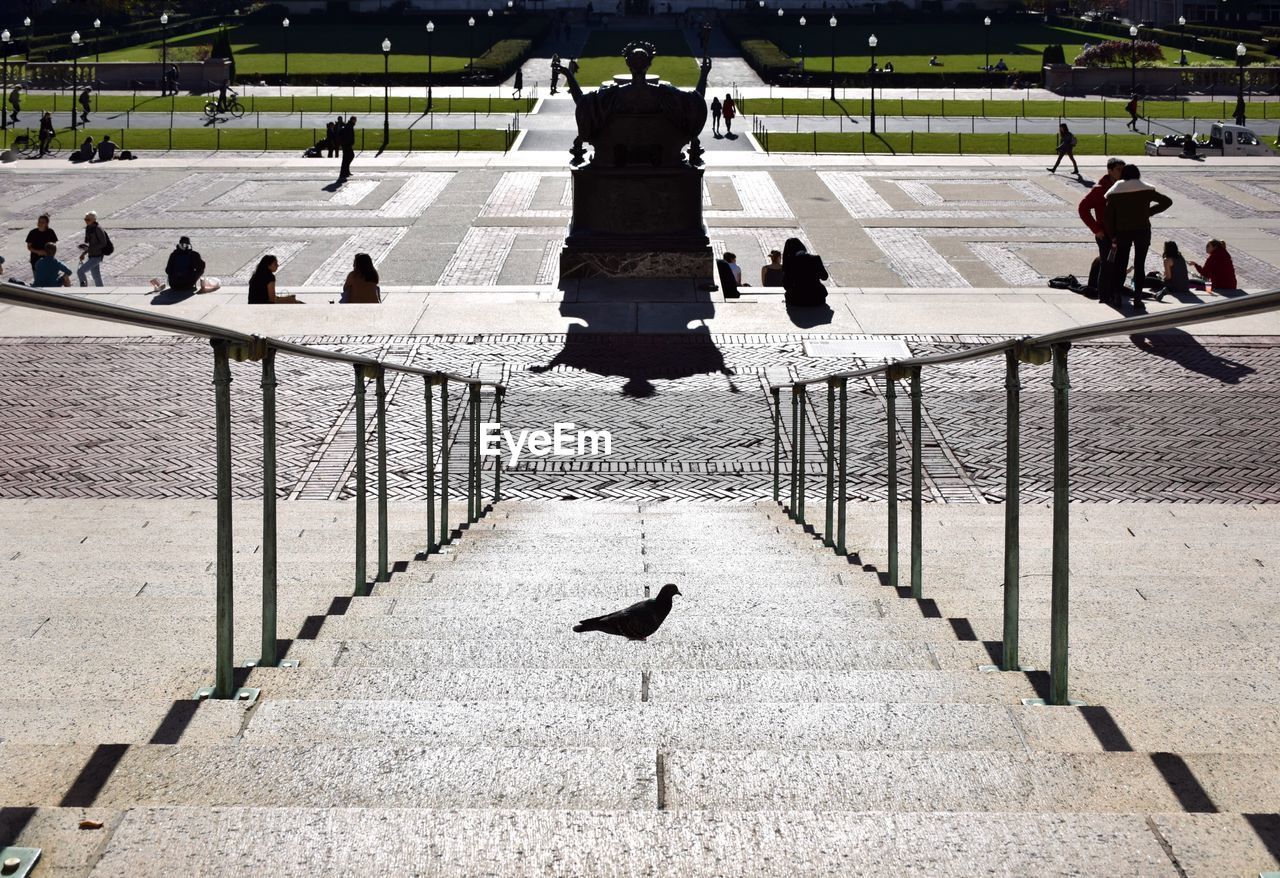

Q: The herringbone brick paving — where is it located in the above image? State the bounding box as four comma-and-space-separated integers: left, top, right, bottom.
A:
2, 333, 1278, 504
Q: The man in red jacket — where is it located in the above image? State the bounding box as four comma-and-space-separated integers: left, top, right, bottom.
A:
1077, 157, 1126, 295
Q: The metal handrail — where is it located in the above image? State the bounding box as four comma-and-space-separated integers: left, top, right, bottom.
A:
0, 283, 506, 390
771, 289, 1280, 389
1, 279, 506, 702
771, 287, 1280, 708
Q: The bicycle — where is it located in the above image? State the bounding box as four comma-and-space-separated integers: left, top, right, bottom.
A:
203, 93, 246, 119
13, 131, 62, 158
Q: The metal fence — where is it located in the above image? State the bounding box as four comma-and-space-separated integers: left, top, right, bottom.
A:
768, 288, 1280, 707
0, 282, 507, 702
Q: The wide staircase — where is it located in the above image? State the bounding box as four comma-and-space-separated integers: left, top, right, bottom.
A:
3, 497, 1278, 875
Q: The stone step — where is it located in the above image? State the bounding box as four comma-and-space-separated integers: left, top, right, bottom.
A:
80, 807, 1280, 878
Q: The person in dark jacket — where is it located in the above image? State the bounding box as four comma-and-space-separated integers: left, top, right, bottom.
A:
8, 87, 21, 125
1190, 239, 1238, 292
1103, 164, 1173, 309
164, 236, 206, 292
76, 211, 110, 287
781, 237, 829, 308
1077, 157, 1125, 293
37, 112, 54, 157
79, 88, 92, 124
338, 116, 357, 179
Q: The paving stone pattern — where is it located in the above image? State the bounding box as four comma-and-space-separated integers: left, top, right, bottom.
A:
2, 334, 1278, 504
5, 165, 1280, 290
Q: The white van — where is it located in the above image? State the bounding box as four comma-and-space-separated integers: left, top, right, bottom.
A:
1145, 123, 1274, 157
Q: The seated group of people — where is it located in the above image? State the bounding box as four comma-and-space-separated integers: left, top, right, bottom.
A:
1144, 239, 1237, 300
717, 237, 829, 307
72, 134, 117, 163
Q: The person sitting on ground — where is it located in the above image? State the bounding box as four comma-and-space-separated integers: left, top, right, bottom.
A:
164, 236, 206, 292
72, 135, 95, 163
1190, 239, 1237, 292
96, 134, 117, 162
341, 252, 382, 303
928, 55, 941, 67
883, 61, 894, 74
33, 243, 73, 288
1181, 133, 1198, 159
761, 249, 784, 286
781, 237, 829, 308
722, 252, 748, 288
715, 256, 741, 299
247, 254, 301, 304
994, 58, 1008, 71
1152, 240, 1190, 301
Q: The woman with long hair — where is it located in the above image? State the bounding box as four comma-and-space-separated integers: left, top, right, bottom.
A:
342, 252, 382, 304
247, 254, 301, 304
1154, 240, 1190, 301
1190, 239, 1238, 293
1048, 122, 1079, 176
781, 237, 829, 308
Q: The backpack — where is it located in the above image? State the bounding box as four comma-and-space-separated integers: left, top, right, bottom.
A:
100, 230, 114, 256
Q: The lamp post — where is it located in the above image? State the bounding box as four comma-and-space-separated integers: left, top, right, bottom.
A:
2, 29, 9, 134
282, 18, 290, 89
382, 37, 391, 142
1129, 24, 1138, 94
426, 20, 434, 113
868, 33, 877, 134
70, 30, 80, 135
798, 16, 805, 74
93, 18, 101, 65
828, 15, 836, 100
983, 16, 991, 71
23, 17, 31, 64
1178, 16, 1187, 66
468, 16, 475, 72
161, 12, 169, 75
1234, 42, 1247, 126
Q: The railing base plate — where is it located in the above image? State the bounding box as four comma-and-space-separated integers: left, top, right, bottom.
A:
979, 664, 1035, 673
1021, 697, 1087, 707
0, 847, 41, 878
194, 686, 261, 705
242, 659, 299, 668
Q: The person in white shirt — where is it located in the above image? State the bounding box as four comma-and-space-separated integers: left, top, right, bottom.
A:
723, 252, 744, 286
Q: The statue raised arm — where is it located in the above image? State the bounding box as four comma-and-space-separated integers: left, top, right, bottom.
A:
552, 57, 585, 103
695, 55, 711, 98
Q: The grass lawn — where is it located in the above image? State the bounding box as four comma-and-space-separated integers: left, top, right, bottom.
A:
19, 93, 533, 114
744, 18, 1223, 74
98, 20, 534, 75
740, 97, 1280, 121
572, 29, 699, 88
0, 126, 514, 152
759, 131, 1150, 155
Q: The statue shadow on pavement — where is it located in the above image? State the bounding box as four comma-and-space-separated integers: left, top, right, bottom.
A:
785, 303, 835, 329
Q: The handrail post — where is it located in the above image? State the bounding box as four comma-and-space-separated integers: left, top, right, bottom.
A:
789, 387, 800, 519
1002, 349, 1021, 671
425, 377, 436, 554
211, 340, 235, 699
837, 377, 848, 555
910, 365, 923, 599
797, 386, 807, 525
886, 373, 899, 588
1049, 343, 1072, 705
353, 365, 368, 596
375, 367, 389, 583
494, 387, 504, 504
260, 347, 279, 668
824, 379, 835, 548
771, 388, 781, 504
468, 384, 480, 522
440, 379, 450, 545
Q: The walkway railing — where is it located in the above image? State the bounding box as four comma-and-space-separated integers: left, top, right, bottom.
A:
0, 282, 507, 702
768, 288, 1280, 706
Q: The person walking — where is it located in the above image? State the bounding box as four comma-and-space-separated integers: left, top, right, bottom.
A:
8, 86, 21, 125
339, 116, 357, 179
76, 211, 112, 287
1077, 157, 1126, 294
1047, 122, 1079, 176
248, 255, 301, 304
79, 88, 92, 125
722, 94, 737, 136
1124, 95, 1140, 132
25, 214, 58, 277
37, 112, 54, 157
709, 96, 722, 136
1103, 164, 1173, 310
513, 67, 524, 99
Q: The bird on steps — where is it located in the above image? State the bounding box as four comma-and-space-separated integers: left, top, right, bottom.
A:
573, 584, 682, 641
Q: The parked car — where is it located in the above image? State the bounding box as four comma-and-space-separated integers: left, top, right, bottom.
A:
1145, 123, 1274, 157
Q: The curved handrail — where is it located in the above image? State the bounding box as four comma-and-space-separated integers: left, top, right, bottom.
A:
0, 281, 506, 390
771, 288, 1280, 389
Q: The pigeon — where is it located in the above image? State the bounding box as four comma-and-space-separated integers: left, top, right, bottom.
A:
573, 583, 682, 641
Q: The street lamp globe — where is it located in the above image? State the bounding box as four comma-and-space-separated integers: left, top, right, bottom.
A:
1, 30, 9, 42
799, 16, 805, 26
829, 15, 836, 27
426, 20, 434, 32
487, 8, 494, 17
282, 17, 289, 27
94, 18, 100, 29
868, 34, 877, 48
1236, 42, 1246, 58
71, 30, 80, 45
1178, 15, 1185, 25
23, 17, 31, 27
1129, 24, 1138, 37
468, 16, 476, 26
382, 37, 391, 53
777, 8, 784, 17
161, 13, 168, 25
759, 0, 765, 7
984, 16, 991, 26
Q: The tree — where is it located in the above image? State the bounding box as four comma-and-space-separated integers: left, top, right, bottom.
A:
1073, 40, 1164, 68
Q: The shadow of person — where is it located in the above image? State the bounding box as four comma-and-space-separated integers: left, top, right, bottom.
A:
785, 303, 835, 329
725, 132, 738, 140
150, 287, 197, 305
1130, 328, 1257, 385
531, 285, 737, 399
321, 180, 345, 192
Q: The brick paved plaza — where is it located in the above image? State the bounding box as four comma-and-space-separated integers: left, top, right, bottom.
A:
3, 91, 1280, 876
